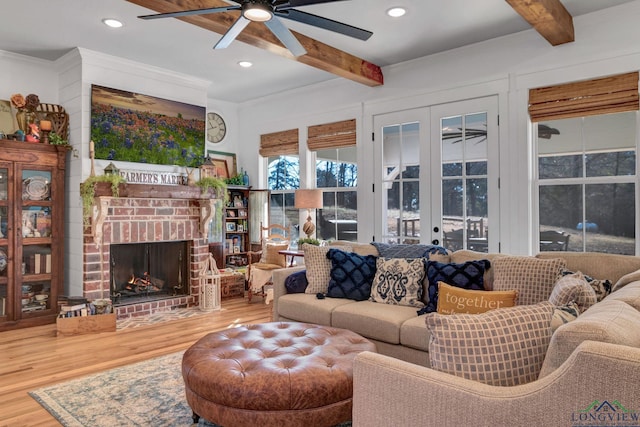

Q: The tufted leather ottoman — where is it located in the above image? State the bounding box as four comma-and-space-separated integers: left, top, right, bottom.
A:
182, 322, 376, 427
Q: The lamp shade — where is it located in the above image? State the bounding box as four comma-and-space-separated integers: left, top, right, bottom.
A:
295, 189, 323, 209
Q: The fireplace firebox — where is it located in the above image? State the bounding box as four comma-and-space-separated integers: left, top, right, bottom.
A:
110, 241, 189, 305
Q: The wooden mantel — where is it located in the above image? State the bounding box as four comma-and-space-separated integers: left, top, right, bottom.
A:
92, 182, 221, 199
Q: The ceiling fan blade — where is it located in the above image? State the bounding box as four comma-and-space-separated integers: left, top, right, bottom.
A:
276, 9, 372, 41
276, 0, 349, 8
214, 16, 251, 50
264, 17, 307, 57
138, 6, 240, 20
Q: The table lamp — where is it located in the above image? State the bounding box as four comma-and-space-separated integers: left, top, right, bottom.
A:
295, 189, 323, 238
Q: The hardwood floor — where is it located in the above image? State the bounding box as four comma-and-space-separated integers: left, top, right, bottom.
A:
0, 298, 272, 427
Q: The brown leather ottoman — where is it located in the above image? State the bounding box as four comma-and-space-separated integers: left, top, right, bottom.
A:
182, 322, 376, 427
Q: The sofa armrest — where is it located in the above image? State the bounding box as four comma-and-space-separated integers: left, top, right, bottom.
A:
353, 341, 640, 427
271, 266, 305, 320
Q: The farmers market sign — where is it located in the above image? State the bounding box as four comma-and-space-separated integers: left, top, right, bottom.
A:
119, 169, 187, 186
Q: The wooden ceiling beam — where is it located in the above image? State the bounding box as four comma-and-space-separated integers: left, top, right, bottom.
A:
126, 0, 383, 86
506, 0, 574, 46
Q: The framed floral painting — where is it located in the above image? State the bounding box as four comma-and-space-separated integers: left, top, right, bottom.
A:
90, 85, 206, 167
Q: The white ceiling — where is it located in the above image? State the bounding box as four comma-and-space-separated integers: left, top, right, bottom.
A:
1, 0, 635, 103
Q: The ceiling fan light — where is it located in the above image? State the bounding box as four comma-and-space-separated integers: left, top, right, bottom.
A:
238, 61, 253, 68
102, 18, 124, 28
243, 2, 273, 22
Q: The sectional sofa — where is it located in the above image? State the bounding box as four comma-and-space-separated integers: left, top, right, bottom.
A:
271, 243, 640, 426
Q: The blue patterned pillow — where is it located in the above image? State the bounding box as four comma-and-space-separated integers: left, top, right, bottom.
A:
372, 243, 448, 259
419, 259, 491, 315
285, 270, 308, 294
370, 257, 425, 308
327, 249, 377, 301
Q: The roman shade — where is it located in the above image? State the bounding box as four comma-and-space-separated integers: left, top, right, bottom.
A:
528, 71, 639, 122
307, 119, 356, 151
259, 129, 299, 157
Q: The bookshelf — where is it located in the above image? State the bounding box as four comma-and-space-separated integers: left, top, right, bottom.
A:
224, 186, 251, 268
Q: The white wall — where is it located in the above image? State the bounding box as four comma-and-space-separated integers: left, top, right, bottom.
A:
237, 0, 640, 255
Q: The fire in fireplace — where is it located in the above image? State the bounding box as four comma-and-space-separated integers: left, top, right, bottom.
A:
110, 241, 190, 305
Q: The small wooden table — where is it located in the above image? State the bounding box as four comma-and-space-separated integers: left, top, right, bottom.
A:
278, 249, 305, 267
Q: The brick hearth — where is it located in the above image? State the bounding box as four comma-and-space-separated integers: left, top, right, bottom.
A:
82, 183, 217, 319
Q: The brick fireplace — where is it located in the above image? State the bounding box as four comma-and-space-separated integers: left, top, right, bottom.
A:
82, 183, 219, 319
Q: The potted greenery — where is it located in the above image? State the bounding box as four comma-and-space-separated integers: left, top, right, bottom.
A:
80, 174, 126, 225
48, 132, 69, 146
298, 237, 321, 247
195, 176, 228, 199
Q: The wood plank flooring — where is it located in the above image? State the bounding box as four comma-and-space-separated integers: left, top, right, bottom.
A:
0, 298, 272, 427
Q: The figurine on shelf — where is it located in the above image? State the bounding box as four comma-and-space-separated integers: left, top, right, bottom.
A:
25, 123, 40, 143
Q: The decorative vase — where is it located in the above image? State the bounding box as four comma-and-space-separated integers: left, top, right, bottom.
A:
15, 111, 37, 134
15, 110, 27, 133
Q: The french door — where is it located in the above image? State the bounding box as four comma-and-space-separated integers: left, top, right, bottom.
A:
374, 96, 499, 251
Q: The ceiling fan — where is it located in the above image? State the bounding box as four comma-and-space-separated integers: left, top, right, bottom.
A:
138, 0, 373, 57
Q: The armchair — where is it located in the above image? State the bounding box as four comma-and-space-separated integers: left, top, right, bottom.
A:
246, 223, 291, 302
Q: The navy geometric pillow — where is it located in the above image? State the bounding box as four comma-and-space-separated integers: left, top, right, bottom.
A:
284, 270, 308, 294
418, 259, 491, 315
327, 249, 377, 301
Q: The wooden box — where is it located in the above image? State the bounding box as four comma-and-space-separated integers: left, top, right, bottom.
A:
56, 313, 117, 336
221, 273, 245, 299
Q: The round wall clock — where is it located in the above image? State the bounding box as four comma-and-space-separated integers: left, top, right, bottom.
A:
207, 112, 226, 143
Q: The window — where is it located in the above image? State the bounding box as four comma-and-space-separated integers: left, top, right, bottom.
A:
316, 146, 358, 241
537, 112, 636, 254
267, 155, 300, 240
531, 72, 639, 255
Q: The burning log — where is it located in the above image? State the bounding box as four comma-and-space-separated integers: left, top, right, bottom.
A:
124, 272, 165, 293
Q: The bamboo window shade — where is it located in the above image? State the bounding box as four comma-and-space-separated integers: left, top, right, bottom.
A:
259, 129, 299, 157
307, 119, 356, 151
528, 71, 639, 122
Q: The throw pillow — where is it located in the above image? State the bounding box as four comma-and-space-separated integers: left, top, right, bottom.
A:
420, 259, 490, 315
303, 244, 352, 295
561, 269, 612, 302
326, 249, 377, 301
284, 270, 308, 294
263, 243, 289, 268
436, 281, 517, 314
371, 243, 450, 262
370, 257, 425, 308
492, 256, 566, 306
426, 301, 555, 386
550, 302, 580, 332
549, 271, 597, 313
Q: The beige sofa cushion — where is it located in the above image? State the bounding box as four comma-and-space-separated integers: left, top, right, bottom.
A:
606, 282, 640, 310
492, 256, 566, 305
400, 315, 431, 351
277, 293, 354, 326
426, 302, 554, 386
332, 300, 418, 344
536, 252, 640, 284
540, 299, 640, 377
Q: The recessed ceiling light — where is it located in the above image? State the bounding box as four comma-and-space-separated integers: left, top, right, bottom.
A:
238, 61, 253, 68
102, 18, 124, 28
387, 7, 406, 18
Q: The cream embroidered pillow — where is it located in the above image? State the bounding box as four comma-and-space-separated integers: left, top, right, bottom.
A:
370, 257, 425, 308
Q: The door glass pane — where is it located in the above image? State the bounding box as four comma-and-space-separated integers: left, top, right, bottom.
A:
382, 122, 420, 243
441, 113, 488, 252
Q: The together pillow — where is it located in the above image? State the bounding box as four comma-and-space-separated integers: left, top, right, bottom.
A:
370, 257, 425, 308
426, 301, 555, 386
326, 249, 377, 301
436, 281, 517, 314
303, 244, 351, 295
421, 259, 490, 314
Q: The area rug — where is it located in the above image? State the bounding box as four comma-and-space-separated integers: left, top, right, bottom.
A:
29, 352, 352, 427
